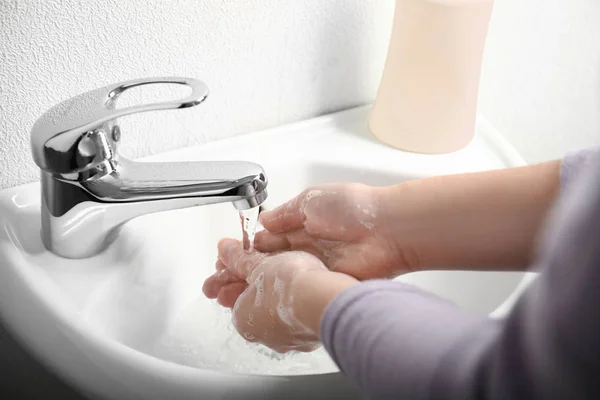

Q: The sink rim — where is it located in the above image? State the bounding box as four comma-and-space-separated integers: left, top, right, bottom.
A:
0, 105, 537, 398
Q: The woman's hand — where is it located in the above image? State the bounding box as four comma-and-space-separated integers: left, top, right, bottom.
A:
203, 238, 358, 353
254, 183, 412, 280
256, 159, 562, 275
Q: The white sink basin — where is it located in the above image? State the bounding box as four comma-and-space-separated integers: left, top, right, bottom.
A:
0, 106, 535, 399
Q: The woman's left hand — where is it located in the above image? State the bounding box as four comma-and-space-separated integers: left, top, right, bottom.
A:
203, 238, 346, 353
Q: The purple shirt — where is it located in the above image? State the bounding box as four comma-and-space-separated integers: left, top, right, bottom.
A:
321, 147, 600, 399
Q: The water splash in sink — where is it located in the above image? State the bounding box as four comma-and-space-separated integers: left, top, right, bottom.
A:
150, 295, 338, 375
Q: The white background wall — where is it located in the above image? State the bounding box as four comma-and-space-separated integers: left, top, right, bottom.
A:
480, 0, 600, 163
1, 0, 600, 192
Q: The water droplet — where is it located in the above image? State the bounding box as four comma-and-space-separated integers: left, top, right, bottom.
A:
240, 206, 260, 250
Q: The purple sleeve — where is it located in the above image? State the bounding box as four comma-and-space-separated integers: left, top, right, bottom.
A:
560, 145, 600, 190
320, 147, 600, 399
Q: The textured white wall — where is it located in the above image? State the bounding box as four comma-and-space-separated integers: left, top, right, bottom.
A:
1, 0, 600, 190
0, 0, 394, 189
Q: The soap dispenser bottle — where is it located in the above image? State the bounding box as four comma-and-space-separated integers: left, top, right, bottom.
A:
369, 0, 494, 154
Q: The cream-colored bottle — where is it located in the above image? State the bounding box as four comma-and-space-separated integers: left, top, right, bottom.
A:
369, 0, 494, 154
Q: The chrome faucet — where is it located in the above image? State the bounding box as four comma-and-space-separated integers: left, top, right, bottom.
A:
30, 77, 268, 259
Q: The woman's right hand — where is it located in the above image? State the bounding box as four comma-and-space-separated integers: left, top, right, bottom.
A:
255, 183, 416, 280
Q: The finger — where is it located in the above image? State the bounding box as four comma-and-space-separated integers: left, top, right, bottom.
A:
283, 230, 329, 261
270, 345, 294, 354
255, 230, 325, 264
217, 281, 248, 308
202, 269, 243, 299
218, 238, 267, 280
202, 273, 220, 299
254, 230, 291, 253
259, 191, 308, 233
258, 230, 329, 263
215, 259, 226, 270
217, 238, 246, 277
293, 342, 323, 353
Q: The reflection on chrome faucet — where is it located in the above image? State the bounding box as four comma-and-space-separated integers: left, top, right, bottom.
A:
30, 77, 268, 259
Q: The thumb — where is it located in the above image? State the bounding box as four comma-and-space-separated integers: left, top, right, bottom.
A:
260, 190, 311, 233
217, 238, 266, 281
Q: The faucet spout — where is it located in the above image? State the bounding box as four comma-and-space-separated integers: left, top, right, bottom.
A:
30, 77, 266, 259
82, 158, 268, 209
41, 158, 268, 259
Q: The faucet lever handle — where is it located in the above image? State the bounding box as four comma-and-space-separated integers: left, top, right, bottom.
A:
31, 77, 209, 175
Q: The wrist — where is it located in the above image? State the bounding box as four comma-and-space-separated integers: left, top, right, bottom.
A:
289, 268, 359, 338
375, 182, 427, 273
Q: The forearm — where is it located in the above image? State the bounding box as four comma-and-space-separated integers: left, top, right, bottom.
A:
379, 160, 561, 271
